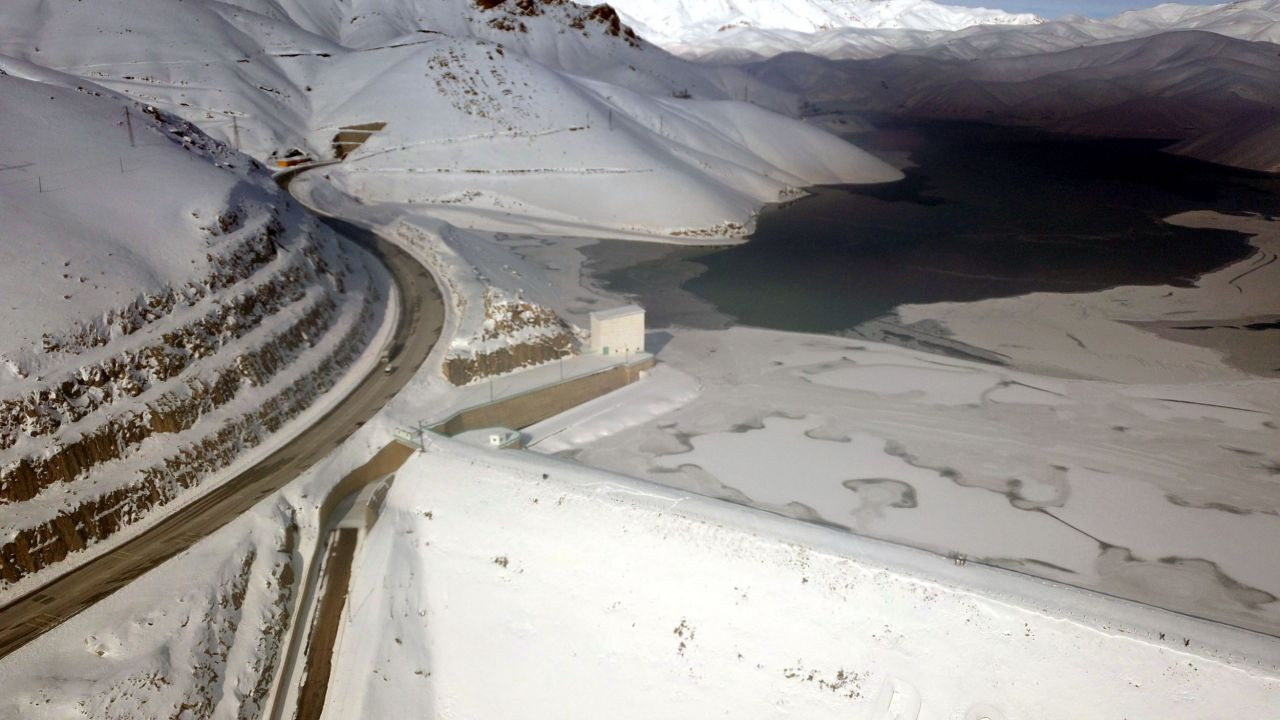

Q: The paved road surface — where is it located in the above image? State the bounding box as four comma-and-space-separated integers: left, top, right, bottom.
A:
0, 222, 444, 660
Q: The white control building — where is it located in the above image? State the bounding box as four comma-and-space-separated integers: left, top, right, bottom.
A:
588, 305, 645, 358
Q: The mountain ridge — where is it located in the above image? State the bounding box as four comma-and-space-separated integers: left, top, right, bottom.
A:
647, 0, 1280, 62
597, 0, 1041, 47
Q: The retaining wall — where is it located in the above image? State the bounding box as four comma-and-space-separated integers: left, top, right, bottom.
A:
431, 357, 655, 436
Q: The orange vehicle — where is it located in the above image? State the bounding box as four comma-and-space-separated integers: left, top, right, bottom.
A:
273, 149, 311, 168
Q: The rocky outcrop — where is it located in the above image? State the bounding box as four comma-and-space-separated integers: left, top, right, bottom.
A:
0, 214, 292, 450
0, 292, 340, 506
443, 334, 574, 385
474, 0, 642, 45
16, 211, 282, 365
0, 282, 374, 586
442, 291, 577, 385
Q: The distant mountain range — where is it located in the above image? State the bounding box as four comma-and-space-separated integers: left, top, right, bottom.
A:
634, 0, 1280, 62
758, 29, 1280, 172
602, 0, 1041, 47
600, 0, 1280, 172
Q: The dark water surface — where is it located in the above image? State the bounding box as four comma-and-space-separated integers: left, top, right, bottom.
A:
585, 122, 1279, 332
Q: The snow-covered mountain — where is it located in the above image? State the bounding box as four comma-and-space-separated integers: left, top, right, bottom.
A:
0, 61, 382, 594
761, 29, 1280, 172
663, 0, 1280, 61
0, 0, 906, 593
598, 0, 1041, 47
910, 0, 1280, 60
1103, 0, 1280, 43
0, 0, 900, 241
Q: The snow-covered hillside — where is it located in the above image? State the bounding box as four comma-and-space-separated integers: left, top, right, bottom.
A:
0, 0, 900, 241
760, 30, 1280, 172
664, 0, 1280, 61
910, 0, 1280, 60
0, 64, 383, 597
598, 0, 1040, 47
1095, 0, 1280, 43
323, 441, 1280, 718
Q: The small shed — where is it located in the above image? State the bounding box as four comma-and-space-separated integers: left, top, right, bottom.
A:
589, 305, 645, 357
454, 427, 524, 451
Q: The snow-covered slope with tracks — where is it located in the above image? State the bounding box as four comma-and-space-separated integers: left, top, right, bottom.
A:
0, 0, 900, 241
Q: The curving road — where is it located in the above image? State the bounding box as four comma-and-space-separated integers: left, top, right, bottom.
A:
0, 218, 445, 660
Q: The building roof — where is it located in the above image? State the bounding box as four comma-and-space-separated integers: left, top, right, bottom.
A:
589, 305, 645, 322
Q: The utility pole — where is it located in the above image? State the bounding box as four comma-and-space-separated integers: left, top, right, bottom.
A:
231, 115, 241, 152
608, 109, 613, 131
124, 107, 135, 147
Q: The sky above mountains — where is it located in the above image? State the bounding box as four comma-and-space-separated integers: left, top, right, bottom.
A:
951, 0, 1223, 18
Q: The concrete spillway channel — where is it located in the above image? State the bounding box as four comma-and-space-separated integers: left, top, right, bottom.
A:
269, 441, 416, 720
296, 528, 358, 720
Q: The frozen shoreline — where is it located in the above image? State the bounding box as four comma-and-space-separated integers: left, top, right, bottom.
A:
896, 211, 1280, 383
521, 210, 1280, 636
